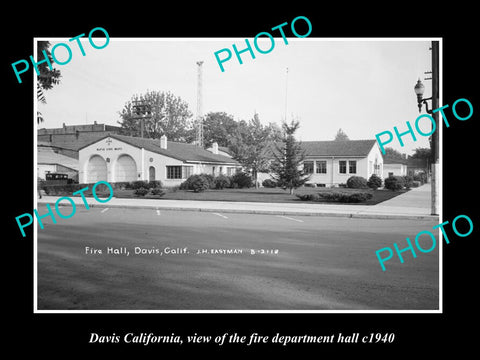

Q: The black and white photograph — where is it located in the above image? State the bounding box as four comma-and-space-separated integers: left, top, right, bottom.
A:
5, 5, 478, 356
33, 37, 440, 312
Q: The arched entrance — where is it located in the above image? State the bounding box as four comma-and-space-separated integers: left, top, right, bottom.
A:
149, 166, 156, 182
114, 154, 137, 182
86, 155, 107, 183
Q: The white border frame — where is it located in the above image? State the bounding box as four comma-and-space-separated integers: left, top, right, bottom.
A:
33, 37, 443, 314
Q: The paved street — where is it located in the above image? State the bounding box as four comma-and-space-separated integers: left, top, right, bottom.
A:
36, 205, 439, 311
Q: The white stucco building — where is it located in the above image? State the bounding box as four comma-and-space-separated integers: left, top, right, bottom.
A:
383, 159, 408, 178
78, 134, 239, 186
258, 139, 384, 187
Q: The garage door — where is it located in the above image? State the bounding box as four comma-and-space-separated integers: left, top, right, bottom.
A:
86, 155, 107, 183
115, 154, 137, 182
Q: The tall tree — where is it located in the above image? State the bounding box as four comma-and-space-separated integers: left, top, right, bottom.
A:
383, 147, 405, 160
228, 113, 275, 188
203, 112, 238, 148
411, 147, 431, 160
37, 41, 62, 123
269, 119, 310, 194
118, 90, 194, 142
411, 147, 432, 165
334, 128, 349, 141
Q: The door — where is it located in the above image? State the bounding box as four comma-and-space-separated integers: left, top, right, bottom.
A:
149, 166, 155, 182
86, 155, 107, 183
115, 154, 137, 182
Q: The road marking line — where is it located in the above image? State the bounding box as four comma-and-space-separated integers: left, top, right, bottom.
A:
101, 208, 109, 213
277, 215, 304, 223
213, 212, 228, 219
156, 209, 161, 216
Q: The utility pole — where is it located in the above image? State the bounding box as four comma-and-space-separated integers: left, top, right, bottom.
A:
196, 61, 204, 147
414, 41, 439, 215
131, 99, 152, 138
431, 41, 439, 215
284, 67, 289, 122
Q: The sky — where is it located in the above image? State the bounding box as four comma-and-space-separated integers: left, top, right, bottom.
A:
36, 37, 436, 155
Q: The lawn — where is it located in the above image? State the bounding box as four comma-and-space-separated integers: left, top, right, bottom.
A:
113, 186, 409, 205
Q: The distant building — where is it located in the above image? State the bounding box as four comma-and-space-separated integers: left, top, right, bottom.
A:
37, 142, 79, 181
37, 121, 121, 136
407, 158, 429, 176
383, 157, 408, 178
258, 139, 384, 187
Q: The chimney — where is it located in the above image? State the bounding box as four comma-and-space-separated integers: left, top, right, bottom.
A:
160, 135, 167, 149
212, 142, 218, 155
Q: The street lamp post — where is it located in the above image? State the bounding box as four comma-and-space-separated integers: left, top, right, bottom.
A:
414, 41, 439, 215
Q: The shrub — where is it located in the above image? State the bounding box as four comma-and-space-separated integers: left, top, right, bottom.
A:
150, 188, 165, 196
297, 191, 372, 203
367, 174, 382, 190
199, 174, 215, 189
413, 172, 427, 184
42, 183, 85, 195
384, 176, 405, 191
128, 181, 149, 190
296, 193, 320, 201
346, 176, 368, 189
412, 180, 421, 188
262, 179, 277, 188
180, 174, 210, 192
214, 174, 231, 190
231, 172, 252, 189
344, 192, 373, 203
148, 180, 163, 189
111, 181, 129, 190
134, 187, 149, 196
403, 175, 414, 189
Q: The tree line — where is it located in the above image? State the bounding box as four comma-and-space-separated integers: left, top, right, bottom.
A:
117, 90, 311, 192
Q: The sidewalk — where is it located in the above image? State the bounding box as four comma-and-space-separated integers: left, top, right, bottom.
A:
37, 184, 437, 220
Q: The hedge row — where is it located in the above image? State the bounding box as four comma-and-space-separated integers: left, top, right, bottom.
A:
40, 180, 162, 196
179, 173, 252, 192
133, 187, 165, 197
296, 191, 373, 203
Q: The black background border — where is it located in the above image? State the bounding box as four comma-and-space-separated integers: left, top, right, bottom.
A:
4, 4, 478, 356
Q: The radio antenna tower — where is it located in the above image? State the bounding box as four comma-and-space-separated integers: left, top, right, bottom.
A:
196, 61, 204, 147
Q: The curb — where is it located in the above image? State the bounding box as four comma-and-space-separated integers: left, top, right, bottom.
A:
37, 199, 439, 221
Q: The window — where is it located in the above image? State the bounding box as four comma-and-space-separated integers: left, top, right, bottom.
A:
167, 166, 193, 179
349, 160, 357, 174
183, 166, 193, 178
227, 167, 235, 176
316, 161, 327, 174
166, 166, 182, 179
339, 161, 347, 174
303, 161, 314, 174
